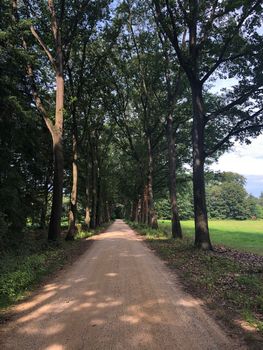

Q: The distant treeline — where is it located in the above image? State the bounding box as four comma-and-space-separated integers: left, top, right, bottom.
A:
156, 172, 263, 220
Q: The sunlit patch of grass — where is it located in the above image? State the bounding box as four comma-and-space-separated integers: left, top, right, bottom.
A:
0, 242, 70, 308
75, 230, 94, 239
127, 221, 168, 238
159, 220, 263, 255
0, 222, 111, 310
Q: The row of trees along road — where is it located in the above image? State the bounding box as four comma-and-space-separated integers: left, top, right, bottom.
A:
0, 0, 263, 250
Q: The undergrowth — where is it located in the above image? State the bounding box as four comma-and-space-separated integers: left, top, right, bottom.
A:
0, 222, 110, 310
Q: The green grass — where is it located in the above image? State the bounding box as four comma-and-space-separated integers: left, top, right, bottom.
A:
0, 223, 111, 310
0, 240, 75, 308
159, 220, 263, 255
127, 221, 263, 343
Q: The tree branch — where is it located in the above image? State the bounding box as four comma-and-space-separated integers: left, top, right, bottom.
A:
201, 0, 262, 83
206, 107, 263, 156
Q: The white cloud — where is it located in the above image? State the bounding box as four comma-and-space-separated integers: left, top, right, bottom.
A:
210, 135, 263, 176
208, 77, 238, 94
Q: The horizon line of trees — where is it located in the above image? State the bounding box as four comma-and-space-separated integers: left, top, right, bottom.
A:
155, 172, 263, 221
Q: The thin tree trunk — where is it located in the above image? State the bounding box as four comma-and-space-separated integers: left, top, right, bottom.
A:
82, 160, 91, 231
83, 187, 91, 231
147, 136, 158, 229
138, 197, 142, 223
191, 82, 212, 250
166, 114, 182, 238
105, 201, 110, 222
66, 133, 78, 240
90, 148, 97, 229
131, 199, 138, 221
136, 198, 140, 222
84, 207, 91, 229
95, 171, 101, 227
84, 180, 90, 231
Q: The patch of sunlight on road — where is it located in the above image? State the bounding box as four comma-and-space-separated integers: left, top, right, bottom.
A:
105, 272, 118, 277
45, 344, 64, 350
176, 298, 203, 307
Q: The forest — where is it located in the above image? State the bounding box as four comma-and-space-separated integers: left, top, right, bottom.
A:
1, 0, 263, 250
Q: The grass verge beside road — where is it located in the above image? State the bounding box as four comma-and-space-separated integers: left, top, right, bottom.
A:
0, 223, 109, 311
128, 221, 263, 349
159, 220, 263, 255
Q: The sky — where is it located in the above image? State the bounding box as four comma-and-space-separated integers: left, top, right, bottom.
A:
208, 64, 263, 197
208, 78, 263, 198
207, 24, 263, 197
210, 135, 263, 197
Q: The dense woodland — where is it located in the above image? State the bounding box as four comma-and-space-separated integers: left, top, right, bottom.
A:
1, 0, 263, 251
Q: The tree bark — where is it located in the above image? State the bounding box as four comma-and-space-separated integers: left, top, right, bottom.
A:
84, 206, 91, 229
90, 145, 97, 229
105, 201, 110, 222
131, 199, 138, 221
191, 82, 212, 250
48, 58, 64, 240
66, 133, 78, 240
147, 136, 158, 229
39, 172, 50, 229
96, 173, 101, 227
84, 164, 91, 230
136, 198, 140, 222
142, 185, 148, 225
138, 197, 143, 223
48, 130, 64, 240
166, 114, 182, 238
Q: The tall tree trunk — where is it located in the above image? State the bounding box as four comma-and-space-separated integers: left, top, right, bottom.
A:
138, 197, 143, 223
90, 149, 97, 229
147, 136, 158, 229
48, 59, 64, 240
84, 206, 91, 230
84, 184, 91, 231
96, 174, 101, 227
66, 133, 78, 240
142, 185, 148, 225
47, 3, 64, 240
48, 130, 64, 240
82, 160, 90, 231
191, 82, 212, 250
136, 198, 140, 222
105, 201, 110, 223
39, 172, 50, 229
131, 199, 138, 221
12, 0, 64, 240
166, 114, 182, 238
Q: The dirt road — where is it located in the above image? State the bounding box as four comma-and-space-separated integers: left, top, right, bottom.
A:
1, 220, 243, 350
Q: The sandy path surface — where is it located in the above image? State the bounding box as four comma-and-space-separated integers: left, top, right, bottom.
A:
0, 220, 243, 350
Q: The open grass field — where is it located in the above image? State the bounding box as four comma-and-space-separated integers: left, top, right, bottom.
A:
159, 220, 263, 255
